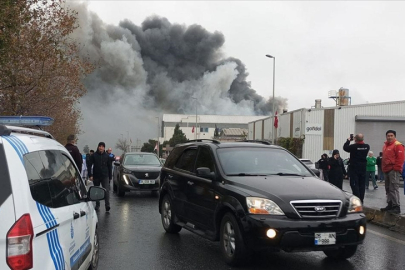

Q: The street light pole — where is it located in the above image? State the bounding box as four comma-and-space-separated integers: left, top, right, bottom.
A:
155, 117, 160, 157
192, 97, 197, 140
265, 54, 276, 144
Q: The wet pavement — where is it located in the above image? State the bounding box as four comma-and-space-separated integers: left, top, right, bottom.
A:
94, 185, 405, 270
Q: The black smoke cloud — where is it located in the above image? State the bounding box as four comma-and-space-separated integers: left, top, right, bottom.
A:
70, 3, 287, 152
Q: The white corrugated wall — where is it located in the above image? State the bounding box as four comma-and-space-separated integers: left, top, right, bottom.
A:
302, 109, 325, 162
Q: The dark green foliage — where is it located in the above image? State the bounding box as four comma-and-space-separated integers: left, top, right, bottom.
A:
276, 137, 304, 158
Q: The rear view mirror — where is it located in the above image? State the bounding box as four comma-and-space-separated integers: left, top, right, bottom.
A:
87, 186, 106, 201
114, 161, 120, 166
196, 167, 215, 180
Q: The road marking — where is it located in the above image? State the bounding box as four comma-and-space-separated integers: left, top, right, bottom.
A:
367, 229, 405, 245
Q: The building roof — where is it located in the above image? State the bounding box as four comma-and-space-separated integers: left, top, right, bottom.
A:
163, 114, 268, 124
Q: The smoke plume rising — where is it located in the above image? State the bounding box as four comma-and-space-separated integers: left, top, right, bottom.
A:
70, 3, 287, 152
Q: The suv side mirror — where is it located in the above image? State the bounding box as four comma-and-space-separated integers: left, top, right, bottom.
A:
114, 161, 120, 166
87, 186, 106, 201
196, 167, 215, 180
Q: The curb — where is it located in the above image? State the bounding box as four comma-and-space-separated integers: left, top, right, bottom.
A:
364, 206, 405, 234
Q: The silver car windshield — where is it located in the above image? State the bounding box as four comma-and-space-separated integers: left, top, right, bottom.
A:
217, 148, 313, 176
124, 154, 161, 166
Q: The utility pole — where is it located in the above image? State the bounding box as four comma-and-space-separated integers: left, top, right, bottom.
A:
155, 117, 160, 157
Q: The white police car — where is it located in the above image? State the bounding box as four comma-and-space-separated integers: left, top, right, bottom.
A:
0, 116, 105, 270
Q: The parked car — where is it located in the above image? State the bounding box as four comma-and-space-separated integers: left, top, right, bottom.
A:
0, 119, 105, 270
159, 158, 166, 165
300, 158, 320, 177
159, 140, 366, 266
113, 152, 162, 197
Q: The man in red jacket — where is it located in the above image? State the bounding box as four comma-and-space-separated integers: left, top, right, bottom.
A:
380, 130, 405, 214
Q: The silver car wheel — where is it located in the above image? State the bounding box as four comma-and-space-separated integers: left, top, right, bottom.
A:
222, 221, 236, 256
163, 200, 172, 228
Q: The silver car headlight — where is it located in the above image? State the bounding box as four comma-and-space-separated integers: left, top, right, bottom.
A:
348, 196, 363, 213
246, 197, 285, 215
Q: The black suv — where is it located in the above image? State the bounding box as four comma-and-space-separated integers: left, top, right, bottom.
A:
158, 140, 366, 266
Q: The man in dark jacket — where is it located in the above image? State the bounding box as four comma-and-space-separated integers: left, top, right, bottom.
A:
343, 133, 370, 204
65, 134, 82, 172
89, 142, 112, 211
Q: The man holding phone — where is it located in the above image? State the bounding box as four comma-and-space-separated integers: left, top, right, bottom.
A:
343, 133, 370, 204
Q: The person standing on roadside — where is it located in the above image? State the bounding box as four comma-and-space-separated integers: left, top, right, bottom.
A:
86, 150, 94, 180
366, 151, 378, 190
65, 134, 83, 172
88, 142, 112, 212
376, 152, 384, 183
317, 154, 329, 181
343, 133, 370, 204
328, 150, 346, 189
380, 130, 404, 214
107, 147, 116, 179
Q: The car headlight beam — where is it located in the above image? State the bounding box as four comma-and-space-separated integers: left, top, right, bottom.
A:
348, 196, 363, 213
246, 197, 285, 215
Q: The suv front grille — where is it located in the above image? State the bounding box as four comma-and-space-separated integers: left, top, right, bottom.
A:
290, 200, 342, 219
132, 172, 160, 179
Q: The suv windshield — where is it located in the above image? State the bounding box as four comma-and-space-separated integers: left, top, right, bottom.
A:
217, 148, 313, 176
124, 154, 161, 166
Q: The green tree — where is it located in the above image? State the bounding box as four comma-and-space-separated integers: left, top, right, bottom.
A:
141, 139, 158, 153
169, 124, 188, 147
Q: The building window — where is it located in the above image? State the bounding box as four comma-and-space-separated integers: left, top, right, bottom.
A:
200, 127, 209, 132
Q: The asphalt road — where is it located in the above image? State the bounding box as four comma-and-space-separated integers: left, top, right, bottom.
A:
95, 188, 405, 270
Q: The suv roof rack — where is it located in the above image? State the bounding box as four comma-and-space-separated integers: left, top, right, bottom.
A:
187, 139, 221, 144
0, 125, 54, 139
237, 139, 272, 145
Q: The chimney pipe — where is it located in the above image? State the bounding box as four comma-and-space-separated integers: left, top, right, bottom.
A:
315, 99, 322, 109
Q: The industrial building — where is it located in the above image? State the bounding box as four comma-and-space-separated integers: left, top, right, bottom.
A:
161, 114, 268, 142
248, 88, 405, 163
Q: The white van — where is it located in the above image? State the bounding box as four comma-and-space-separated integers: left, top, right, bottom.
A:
0, 119, 105, 270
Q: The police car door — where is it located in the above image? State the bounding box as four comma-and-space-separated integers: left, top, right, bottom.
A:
24, 150, 90, 270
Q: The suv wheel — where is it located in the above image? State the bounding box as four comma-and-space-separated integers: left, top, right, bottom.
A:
161, 195, 182, 233
323, 245, 358, 259
220, 213, 250, 266
88, 229, 99, 269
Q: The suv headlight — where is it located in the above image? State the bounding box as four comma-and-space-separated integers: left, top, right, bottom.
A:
246, 197, 285, 215
348, 196, 363, 213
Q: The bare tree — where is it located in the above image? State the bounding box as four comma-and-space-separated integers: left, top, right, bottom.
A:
116, 138, 130, 153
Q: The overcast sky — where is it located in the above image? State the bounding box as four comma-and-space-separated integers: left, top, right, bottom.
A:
70, 1, 405, 153
85, 0, 405, 110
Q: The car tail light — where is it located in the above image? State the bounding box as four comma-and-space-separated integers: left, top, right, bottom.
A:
7, 214, 34, 270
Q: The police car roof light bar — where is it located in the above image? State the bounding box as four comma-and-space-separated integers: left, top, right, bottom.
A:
0, 116, 54, 126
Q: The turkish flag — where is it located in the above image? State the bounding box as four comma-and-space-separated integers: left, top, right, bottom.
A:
192, 126, 195, 133
274, 111, 278, 129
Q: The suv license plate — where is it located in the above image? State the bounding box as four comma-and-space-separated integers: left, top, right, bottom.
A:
139, 180, 155, 184
314, 232, 336, 245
